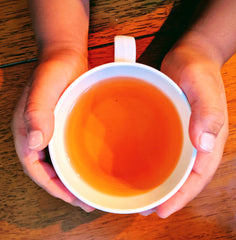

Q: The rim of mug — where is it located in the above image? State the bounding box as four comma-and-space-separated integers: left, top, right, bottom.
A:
49, 61, 197, 214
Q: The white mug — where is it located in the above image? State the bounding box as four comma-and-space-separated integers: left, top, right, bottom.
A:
49, 36, 197, 214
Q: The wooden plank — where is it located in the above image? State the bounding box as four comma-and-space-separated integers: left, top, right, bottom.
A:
221, 56, 236, 160
0, 0, 201, 66
89, 0, 174, 45
0, 0, 37, 65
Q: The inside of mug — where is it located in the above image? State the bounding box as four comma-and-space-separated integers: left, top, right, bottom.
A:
49, 63, 196, 214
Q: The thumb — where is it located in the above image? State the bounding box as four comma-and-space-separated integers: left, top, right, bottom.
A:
189, 104, 225, 153
24, 95, 54, 151
24, 59, 85, 150
180, 69, 227, 153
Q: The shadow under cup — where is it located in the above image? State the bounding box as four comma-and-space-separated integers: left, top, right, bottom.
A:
49, 62, 197, 214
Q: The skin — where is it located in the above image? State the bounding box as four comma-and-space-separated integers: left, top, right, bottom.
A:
12, 0, 236, 216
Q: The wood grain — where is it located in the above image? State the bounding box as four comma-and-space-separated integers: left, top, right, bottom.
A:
0, 0, 37, 66
0, 0, 236, 238
0, 0, 200, 66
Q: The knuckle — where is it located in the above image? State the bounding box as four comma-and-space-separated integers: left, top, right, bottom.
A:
202, 107, 226, 135
23, 102, 38, 125
23, 109, 34, 127
210, 110, 225, 131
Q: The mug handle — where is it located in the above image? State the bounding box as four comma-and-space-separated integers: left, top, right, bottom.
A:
114, 36, 136, 63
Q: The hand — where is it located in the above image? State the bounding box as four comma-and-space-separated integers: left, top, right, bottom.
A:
141, 32, 229, 217
12, 48, 95, 212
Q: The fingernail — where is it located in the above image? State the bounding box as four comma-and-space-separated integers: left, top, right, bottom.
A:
140, 209, 156, 216
72, 199, 95, 212
199, 132, 215, 152
28, 130, 43, 149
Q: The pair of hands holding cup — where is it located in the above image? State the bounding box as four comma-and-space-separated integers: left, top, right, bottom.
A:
12, 0, 231, 217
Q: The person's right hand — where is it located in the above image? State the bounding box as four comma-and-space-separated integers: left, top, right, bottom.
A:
12, 48, 95, 212
140, 31, 229, 218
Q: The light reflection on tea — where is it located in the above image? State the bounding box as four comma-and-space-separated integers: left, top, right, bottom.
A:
65, 77, 183, 196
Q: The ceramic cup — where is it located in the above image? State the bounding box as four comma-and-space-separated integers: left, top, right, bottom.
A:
49, 36, 197, 214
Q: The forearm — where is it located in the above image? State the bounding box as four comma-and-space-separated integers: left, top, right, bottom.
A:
177, 0, 236, 66
28, 0, 89, 58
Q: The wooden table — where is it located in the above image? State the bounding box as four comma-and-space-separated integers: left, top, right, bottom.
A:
1, 0, 235, 239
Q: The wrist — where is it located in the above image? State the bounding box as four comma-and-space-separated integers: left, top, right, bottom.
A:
39, 41, 88, 61
29, 45, 88, 92
174, 30, 225, 67
37, 43, 88, 75
161, 31, 223, 87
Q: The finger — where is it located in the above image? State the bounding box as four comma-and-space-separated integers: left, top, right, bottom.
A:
179, 66, 227, 153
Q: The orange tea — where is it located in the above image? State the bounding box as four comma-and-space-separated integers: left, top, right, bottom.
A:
65, 77, 183, 196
